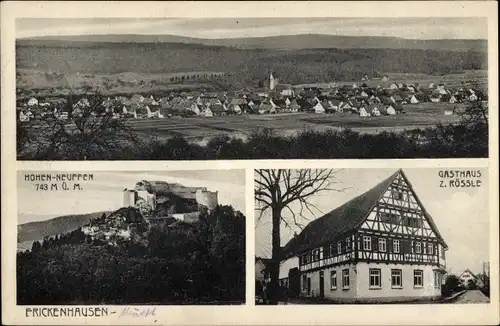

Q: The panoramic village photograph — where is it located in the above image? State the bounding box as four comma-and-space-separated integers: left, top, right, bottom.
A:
17, 170, 246, 305
254, 168, 490, 304
15, 17, 488, 160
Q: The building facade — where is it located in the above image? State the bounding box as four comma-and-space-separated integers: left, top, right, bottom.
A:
279, 169, 448, 303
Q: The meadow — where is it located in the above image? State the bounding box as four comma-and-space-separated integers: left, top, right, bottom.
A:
124, 108, 461, 142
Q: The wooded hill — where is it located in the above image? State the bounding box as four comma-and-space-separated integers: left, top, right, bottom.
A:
19, 34, 487, 51
17, 205, 246, 304
16, 39, 487, 84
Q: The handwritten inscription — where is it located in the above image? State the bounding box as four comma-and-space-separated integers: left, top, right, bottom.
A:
24, 173, 94, 191
119, 307, 156, 318
438, 169, 482, 188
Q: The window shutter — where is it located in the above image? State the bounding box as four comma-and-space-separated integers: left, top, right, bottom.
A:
387, 238, 393, 253
372, 236, 378, 251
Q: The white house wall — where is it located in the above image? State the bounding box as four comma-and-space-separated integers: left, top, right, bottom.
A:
355, 262, 441, 301
301, 264, 357, 301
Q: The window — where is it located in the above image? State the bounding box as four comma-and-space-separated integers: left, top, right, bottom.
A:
369, 269, 381, 288
337, 241, 342, 254
391, 269, 402, 288
414, 270, 424, 287
363, 236, 372, 251
302, 275, 307, 290
415, 242, 421, 253
329, 244, 335, 257
378, 238, 387, 252
428, 243, 434, 255
393, 239, 400, 253
305, 252, 311, 264
312, 249, 320, 261
411, 240, 414, 253
434, 271, 442, 288
330, 270, 337, 290
342, 269, 350, 289
441, 247, 445, 259
345, 238, 351, 251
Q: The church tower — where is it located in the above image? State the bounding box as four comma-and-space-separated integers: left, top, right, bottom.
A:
270, 72, 278, 91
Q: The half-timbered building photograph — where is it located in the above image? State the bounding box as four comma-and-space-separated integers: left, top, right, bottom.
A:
254, 168, 489, 304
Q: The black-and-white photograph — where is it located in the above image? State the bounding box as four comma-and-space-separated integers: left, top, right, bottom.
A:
17, 170, 246, 305
255, 168, 490, 304
16, 17, 488, 160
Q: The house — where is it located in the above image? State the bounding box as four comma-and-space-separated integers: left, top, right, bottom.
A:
289, 99, 301, 113
382, 75, 389, 81
27, 97, 39, 107
469, 93, 478, 102
271, 99, 287, 111
459, 269, 484, 288
410, 95, 419, 104
329, 99, 342, 112
385, 105, 397, 115
449, 95, 458, 104
340, 101, 352, 112
389, 83, 398, 90
313, 101, 326, 114
228, 104, 243, 115
278, 169, 448, 303
210, 104, 227, 116
369, 104, 381, 117
201, 107, 213, 117
429, 94, 441, 103
258, 103, 275, 115
359, 106, 370, 117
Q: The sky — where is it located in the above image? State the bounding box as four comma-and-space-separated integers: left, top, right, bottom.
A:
255, 168, 489, 275
17, 169, 246, 223
16, 17, 488, 40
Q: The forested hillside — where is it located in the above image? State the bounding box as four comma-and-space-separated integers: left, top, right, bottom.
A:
17, 205, 246, 304
20, 34, 488, 52
16, 41, 487, 84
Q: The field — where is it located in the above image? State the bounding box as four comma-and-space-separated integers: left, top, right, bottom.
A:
16, 69, 227, 97
125, 105, 461, 143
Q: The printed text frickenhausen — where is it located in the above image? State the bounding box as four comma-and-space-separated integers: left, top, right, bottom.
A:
438, 170, 482, 188
24, 173, 94, 191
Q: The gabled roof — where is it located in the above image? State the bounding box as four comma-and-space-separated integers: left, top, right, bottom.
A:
282, 169, 447, 258
283, 170, 400, 258
459, 269, 479, 280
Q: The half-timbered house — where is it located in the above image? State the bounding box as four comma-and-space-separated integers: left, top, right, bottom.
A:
279, 169, 448, 303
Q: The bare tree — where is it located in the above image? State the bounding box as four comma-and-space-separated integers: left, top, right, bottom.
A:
254, 169, 344, 304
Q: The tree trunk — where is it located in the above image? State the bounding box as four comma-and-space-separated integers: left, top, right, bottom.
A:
269, 205, 281, 304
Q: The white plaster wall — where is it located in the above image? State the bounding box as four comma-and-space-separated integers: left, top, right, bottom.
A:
355, 262, 441, 299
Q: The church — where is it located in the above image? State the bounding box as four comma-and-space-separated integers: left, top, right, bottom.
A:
279, 169, 448, 303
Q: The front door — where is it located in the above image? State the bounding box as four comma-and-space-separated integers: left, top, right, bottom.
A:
319, 271, 325, 298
